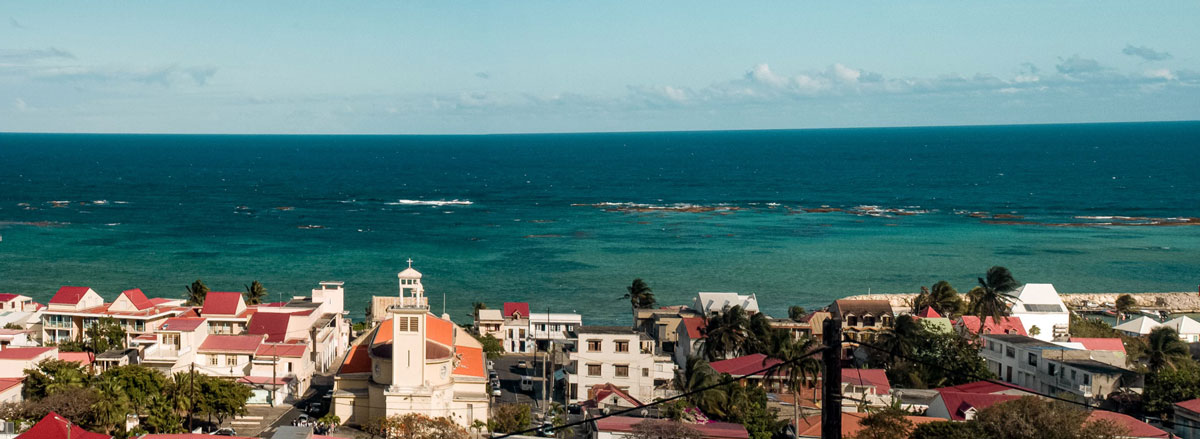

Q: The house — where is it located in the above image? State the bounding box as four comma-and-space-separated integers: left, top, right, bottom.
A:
41, 287, 189, 345
1114, 316, 1163, 337
768, 310, 831, 343
1007, 283, 1070, 341
330, 263, 488, 428
0, 329, 35, 349
793, 412, 943, 438
581, 382, 643, 409
1070, 338, 1127, 363
0, 294, 33, 312
16, 411, 110, 439
0, 347, 57, 378
981, 334, 1137, 403
474, 308, 504, 339
567, 326, 676, 404
692, 292, 759, 316
673, 316, 706, 370
1174, 398, 1200, 439
955, 316, 1027, 337
911, 307, 953, 334
925, 381, 1033, 420
527, 312, 582, 351
0, 378, 23, 404
1162, 316, 1200, 342
708, 354, 891, 409
829, 300, 894, 360
1086, 410, 1170, 439
594, 416, 748, 439
634, 306, 701, 354
503, 302, 531, 319
502, 316, 531, 353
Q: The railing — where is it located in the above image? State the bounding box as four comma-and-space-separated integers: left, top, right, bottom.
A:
388, 297, 428, 310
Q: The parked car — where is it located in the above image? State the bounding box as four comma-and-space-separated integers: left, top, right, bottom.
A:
308, 402, 322, 414
294, 414, 311, 426
212, 428, 238, 436
517, 360, 527, 369
324, 390, 333, 400
492, 386, 502, 397
487, 360, 495, 370
520, 376, 533, 392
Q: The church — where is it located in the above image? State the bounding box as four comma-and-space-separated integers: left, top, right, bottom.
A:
332, 262, 489, 428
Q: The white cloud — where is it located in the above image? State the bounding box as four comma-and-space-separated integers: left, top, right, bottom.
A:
1144, 69, 1176, 81
1055, 55, 1104, 75
1123, 44, 1172, 62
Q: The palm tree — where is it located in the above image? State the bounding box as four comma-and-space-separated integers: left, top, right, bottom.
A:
622, 278, 656, 309
244, 280, 268, 305
745, 312, 777, 355
471, 301, 488, 320
913, 281, 963, 317
1114, 294, 1137, 321
763, 335, 822, 433
90, 376, 131, 434
678, 357, 730, 418
185, 279, 209, 306
876, 315, 924, 367
701, 306, 749, 361
1142, 326, 1190, 372
967, 266, 1021, 335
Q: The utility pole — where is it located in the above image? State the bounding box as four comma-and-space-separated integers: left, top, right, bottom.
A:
188, 362, 195, 432
543, 306, 550, 418
821, 318, 843, 439
272, 351, 278, 408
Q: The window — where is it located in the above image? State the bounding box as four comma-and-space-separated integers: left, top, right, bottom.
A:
615, 365, 629, 377
642, 368, 650, 377
615, 340, 629, 353
864, 316, 876, 326
641, 342, 653, 354
587, 340, 602, 352
1083, 374, 1090, 385
847, 315, 859, 326
519, 329, 526, 339
163, 334, 181, 350
287, 362, 293, 373
587, 364, 601, 376
226, 356, 237, 366
209, 356, 219, 366
1027, 353, 1038, 367
539, 324, 546, 331
1071, 370, 1077, 381
1048, 363, 1057, 376
1005, 346, 1015, 358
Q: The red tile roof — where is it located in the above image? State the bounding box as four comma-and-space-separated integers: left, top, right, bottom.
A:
18, 411, 110, 439
0, 346, 56, 360
936, 392, 1023, 420
246, 312, 291, 342
452, 345, 485, 378
148, 297, 174, 306
596, 416, 748, 439
709, 353, 780, 377
794, 412, 942, 438
842, 369, 891, 394
427, 315, 454, 346
201, 292, 243, 316
255, 343, 307, 358
159, 317, 206, 332
1071, 338, 1126, 354
1178, 398, 1200, 415
50, 286, 94, 305
0, 293, 22, 302
934, 380, 1034, 395
503, 302, 530, 318
682, 316, 706, 339
0, 377, 23, 393
198, 335, 264, 353
916, 307, 942, 318
1087, 410, 1169, 438
58, 352, 94, 366
338, 344, 371, 374
957, 316, 1027, 336
587, 383, 643, 407
119, 289, 154, 310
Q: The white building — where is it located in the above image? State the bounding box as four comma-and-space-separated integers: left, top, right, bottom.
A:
567, 326, 676, 404
1162, 316, 1200, 343
692, 292, 759, 316
1114, 316, 1162, 337
1006, 283, 1069, 341
527, 312, 581, 350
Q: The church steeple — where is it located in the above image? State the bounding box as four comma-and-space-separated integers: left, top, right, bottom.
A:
397, 258, 426, 308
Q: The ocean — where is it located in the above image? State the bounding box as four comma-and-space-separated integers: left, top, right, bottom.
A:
2, 122, 1199, 325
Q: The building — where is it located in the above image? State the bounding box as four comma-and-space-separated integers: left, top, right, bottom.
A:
955, 316, 1028, 338
634, 306, 701, 354
0, 347, 57, 378
1162, 316, 1200, 342
15, 411, 110, 439
0, 294, 35, 312
1174, 398, 1200, 439
594, 416, 748, 439
567, 326, 675, 404
793, 412, 943, 438
692, 292, 759, 316
41, 287, 188, 345
331, 263, 488, 428
1114, 316, 1163, 337
1006, 283, 1070, 341
829, 300, 894, 360
767, 310, 831, 342
980, 334, 1138, 403
925, 381, 1031, 421
673, 317, 706, 370
527, 312, 582, 350
474, 308, 504, 339
1084, 410, 1169, 439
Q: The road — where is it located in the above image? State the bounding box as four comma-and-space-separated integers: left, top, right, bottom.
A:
491, 353, 556, 415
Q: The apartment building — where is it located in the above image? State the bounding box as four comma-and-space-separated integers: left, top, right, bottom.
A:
567, 326, 676, 404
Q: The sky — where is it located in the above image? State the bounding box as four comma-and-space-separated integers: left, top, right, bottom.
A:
1, 1, 1198, 134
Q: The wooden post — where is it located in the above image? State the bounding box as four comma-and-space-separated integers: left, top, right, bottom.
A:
822, 318, 843, 439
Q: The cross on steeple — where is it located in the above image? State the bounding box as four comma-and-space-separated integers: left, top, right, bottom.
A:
407, 258, 413, 269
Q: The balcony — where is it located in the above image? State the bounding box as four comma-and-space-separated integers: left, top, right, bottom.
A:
144, 345, 189, 361
388, 297, 428, 310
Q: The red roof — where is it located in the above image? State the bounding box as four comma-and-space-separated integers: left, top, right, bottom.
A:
338, 344, 370, 374
587, 383, 643, 407
1071, 338, 1126, 354
957, 316, 1027, 336
50, 286, 94, 305
916, 307, 942, 318
148, 297, 174, 306
119, 288, 154, 310
934, 380, 1034, 395
255, 343, 307, 358
682, 316, 706, 339
201, 292, 243, 316
139, 435, 256, 439
1178, 398, 1200, 415
0, 377, 23, 393
160, 317, 206, 332
596, 416, 748, 439
503, 302, 530, 318
0, 346, 56, 360
0, 293, 23, 302
842, 369, 891, 394
427, 315, 454, 346
1087, 410, 1169, 438
937, 392, 1023, 420
794, 412, 943, 438
452, 345, 485, 378
198, 335, 264, 353
58, 352, 94, 366
17, 411, 111, 439
247, 312, 291, 342
710, 354, 781, 377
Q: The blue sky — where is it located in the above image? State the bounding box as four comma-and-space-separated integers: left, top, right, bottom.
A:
2, 1, 1198, 134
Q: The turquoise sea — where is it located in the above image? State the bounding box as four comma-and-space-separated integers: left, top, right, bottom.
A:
2, 122, 1199, 325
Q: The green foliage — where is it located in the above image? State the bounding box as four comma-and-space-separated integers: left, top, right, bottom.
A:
84, 316, 126, 353
973, 396, 1127, 439
909, 420, 980, 439
701, 305, 750, 360
1142, 362, 1200, 420
850, 406, 915, 439
1029, 325, 1041, 336
185, 279, 209, 305
318, 413, 341, 426
1070, 314, 1121, 338
89, 375, 132, 434
244, 280, 268, 305
788, 306, 807, 321
882, 324, 993, 389
624, 278, 656, 309
478, 333, 503, 359
488, 403, 531, 434
369, 413, 469, 439
967, 266, 1020, 335
100, 365, 167, 415
2, 323, 22, 330
763, 335, 821, 432
1142, 326, 1191, 372
719, 383, 784, 439
1115, 294, 1137, 318
196, 374, 253, 425
912, 281, 964, 317
54, 340, 88, 352
23, 358, 91, 400
144, 395, 184, 434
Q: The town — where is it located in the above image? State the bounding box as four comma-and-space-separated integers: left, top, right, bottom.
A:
1, 264, 1198, 439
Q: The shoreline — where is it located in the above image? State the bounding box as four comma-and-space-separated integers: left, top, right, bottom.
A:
842, 291, 1200, 314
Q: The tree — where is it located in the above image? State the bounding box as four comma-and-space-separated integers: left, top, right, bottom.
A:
99, 365, 167, 415
89, 375, 131, 434
744, 312, 777, 355
1142, 362, 1200, 420
471, 301, 487, 319
318, 413, 342, 429
84, 316, 126, 353
478, 334, 503, 359
701, 306, 749, 360
185, 279, 209, 306
967, 266, 1021, 334
23, 358, 91, 400
884, 327, 992, 389
719, 382, 784, 439
24, 387, 100, 429
1030, 325, 1041, 337
1142, 326, 1190, 372
375, 413, 468, 439
764, 335, 821, 433
197, 375, 252, 425
623, 278, 656, 309
909, 420, 980, 439
912, 281, 964, 317
851, 406, 915, 439
874, 315, 924, 368
244, 280, 268, 305
678, 357, 730, 419
143, 395, 184, 434
488, 403, 532, 434
788, 306, 807, 321
631, 419, 703, 439
974, 396, 1127, 439
1114, 294, 1137, 321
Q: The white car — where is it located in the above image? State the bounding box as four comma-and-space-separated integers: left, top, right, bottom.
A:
519, 376, 533, 392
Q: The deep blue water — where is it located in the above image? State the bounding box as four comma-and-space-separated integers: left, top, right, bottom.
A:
2, 122, 1199, 324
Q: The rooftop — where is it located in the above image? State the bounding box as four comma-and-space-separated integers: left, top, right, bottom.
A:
596, 416, 748, 439
1059, 359, 1132, 375
984, 333, 1063, 348
50, 286, 94, 305
574, 325, 637, 335
0, 346, 55, 360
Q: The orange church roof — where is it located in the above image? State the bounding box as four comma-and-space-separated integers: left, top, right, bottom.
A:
452, 346, 485, 378
339, 344, 371, 374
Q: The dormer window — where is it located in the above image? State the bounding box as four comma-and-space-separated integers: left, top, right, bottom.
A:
847, 315, 858, 326
863, 315, 876, 327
